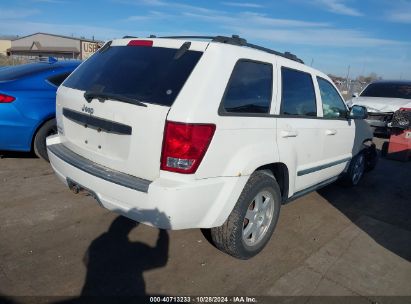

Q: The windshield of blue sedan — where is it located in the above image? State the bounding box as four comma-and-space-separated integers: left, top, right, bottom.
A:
361, 83, 411, 99
0, 63, 57, 81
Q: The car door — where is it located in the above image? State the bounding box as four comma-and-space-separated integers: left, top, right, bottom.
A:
315, 76, 355, 180
275, 66, 325, 193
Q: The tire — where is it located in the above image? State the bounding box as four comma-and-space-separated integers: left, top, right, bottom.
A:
33, 119, 57, 162
341, 151, 366, 186
381, 141, 389, 158
211, 171, 281, 259
364, 144, 378, 172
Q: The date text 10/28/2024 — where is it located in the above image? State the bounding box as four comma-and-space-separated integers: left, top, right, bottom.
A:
150, 296, 258, 303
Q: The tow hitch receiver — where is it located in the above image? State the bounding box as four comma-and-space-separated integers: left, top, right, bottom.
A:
66, 178, 102, 205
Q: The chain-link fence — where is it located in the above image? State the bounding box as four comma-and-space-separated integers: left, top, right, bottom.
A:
0, 54, 28, 66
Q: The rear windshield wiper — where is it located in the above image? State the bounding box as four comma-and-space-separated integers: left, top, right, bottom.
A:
84, 91, 147, 107
174, 41, 191, 60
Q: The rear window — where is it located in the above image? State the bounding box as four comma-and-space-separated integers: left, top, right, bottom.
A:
0, 63, 55, 81
361, 83, 411, 99
47, 72, 72, 87
63, 45, 203, 107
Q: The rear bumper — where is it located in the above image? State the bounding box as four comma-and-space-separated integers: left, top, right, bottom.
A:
47, 135, 248, 230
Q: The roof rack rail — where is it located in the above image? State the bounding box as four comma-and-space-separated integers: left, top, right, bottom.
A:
159, 35, 216, 40
123, 35, 138, 39
158, 34, 304, 64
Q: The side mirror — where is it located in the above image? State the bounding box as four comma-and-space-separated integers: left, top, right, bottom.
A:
352, 92, 359, 98
349, 105, 368, 119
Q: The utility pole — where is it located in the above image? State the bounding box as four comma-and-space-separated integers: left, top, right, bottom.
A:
345, 65, 351, 91
310, 58, 314, 67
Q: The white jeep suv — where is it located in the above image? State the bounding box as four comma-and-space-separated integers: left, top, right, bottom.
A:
47, 35, 376, 259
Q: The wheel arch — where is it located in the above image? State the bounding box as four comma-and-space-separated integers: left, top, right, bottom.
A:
30, 115, 56, 151
255, 162, 289, 203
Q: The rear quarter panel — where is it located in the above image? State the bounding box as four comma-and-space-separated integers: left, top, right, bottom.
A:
167, 43, 280, 179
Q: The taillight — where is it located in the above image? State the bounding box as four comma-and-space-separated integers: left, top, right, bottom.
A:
127, 40, 153, 47
0, 93, 15, 103
161, 121, 216, 174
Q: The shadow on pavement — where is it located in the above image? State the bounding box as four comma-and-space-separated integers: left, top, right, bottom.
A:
80, 212, 170, 296
49, 209, 170, 303
0, 151, 36, 159
81, 216, 169, 296
318, 121, 411, 262
318, 152, 411, 262
0, 294, 17, 304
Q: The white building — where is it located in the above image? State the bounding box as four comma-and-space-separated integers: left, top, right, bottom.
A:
0, 35, 18, 56
7, 32, 103, 60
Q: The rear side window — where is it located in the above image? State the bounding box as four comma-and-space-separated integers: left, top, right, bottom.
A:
317, 77, 348, 119
63, 45, 203, 107
0, 63, 54, 81
281, 68, 317, 117
47, 72, 71, 87
221, 60, 273, 114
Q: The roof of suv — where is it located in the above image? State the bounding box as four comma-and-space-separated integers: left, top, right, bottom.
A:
116, 35, 305, 64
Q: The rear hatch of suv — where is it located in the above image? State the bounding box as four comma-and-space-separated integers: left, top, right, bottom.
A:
56, 38, 206, 181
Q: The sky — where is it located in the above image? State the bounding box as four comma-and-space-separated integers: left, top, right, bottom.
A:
0, 0, 410, 79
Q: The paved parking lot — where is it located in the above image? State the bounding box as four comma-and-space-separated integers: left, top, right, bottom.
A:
1, 139, 410, 302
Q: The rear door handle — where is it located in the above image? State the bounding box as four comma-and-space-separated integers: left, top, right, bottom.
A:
325, 129, 337, 136
281, 130, 298, 138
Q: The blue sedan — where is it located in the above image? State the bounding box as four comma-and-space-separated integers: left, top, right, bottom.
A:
0, 60, 81, 161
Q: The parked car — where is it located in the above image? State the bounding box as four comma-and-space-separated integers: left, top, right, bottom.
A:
0, 59, 81, 160
47, 36, 376, 259
347, 80, 411, 137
